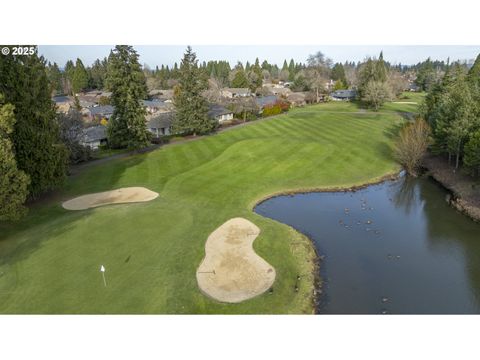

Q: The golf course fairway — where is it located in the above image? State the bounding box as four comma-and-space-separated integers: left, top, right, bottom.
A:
0, 100, 410, 314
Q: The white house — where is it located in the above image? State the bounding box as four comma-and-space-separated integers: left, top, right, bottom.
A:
221, 88, 251, 98
208, 105, 234, 123
142, 99, 171, 114
80, 125, 108, 150
147, 111, 174, 138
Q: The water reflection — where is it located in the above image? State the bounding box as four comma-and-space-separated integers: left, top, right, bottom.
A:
389, 176, 420, 215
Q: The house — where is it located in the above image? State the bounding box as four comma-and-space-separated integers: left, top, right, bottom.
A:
263, 82, 286, 89
53, 95, 71, 104
208, 105, 234, 123
221, 88, 251, 98
325, 79, 335, 91
80, 125, 107, 150
330, 89, 357, 101
149, 89, 174, 102
147, 111, 174, 138
88, 105, 115, 120
267, 87, 292, 97
142, 99, 171, 114
79, 100, 96, 109
79, 90, 112, 104
56, 102, 72, 114
255, 95, 278, 109
286, 92, 307, 107
53, 95, 73, 113
408, 83, 420, 92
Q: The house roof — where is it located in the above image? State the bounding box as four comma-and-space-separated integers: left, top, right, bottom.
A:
142, 99, 168, 108
286, 92, 306, 101
79, 100, 96, 108
53, 95, 71, 104
147, 111, 174, 129
89, 105, 115, 116
330, 89, 357, 98
270, 87, 292, 95
82, 125, 107, 143
255, 95, 278, 108
208, 105, 233, 118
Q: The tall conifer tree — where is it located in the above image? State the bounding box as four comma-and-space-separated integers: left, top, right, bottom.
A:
172, 46, 215, 136
105, 45, 150, 149
0, 49, 68, 197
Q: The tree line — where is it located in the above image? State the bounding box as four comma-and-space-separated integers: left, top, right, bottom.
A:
0, 45, 221, 221
421, 54, 480, 176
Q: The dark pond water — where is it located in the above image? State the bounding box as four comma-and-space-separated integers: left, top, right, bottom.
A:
255, 176, 480, 314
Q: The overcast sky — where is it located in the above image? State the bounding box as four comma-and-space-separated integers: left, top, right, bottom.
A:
38, 45, 480, 68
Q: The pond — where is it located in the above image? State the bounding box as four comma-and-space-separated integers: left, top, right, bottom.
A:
254, 176, 480, 314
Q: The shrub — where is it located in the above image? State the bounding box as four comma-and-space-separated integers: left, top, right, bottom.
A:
262, 101, 290, 117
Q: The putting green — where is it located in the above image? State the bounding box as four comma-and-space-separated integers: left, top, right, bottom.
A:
0, 99, 411, 314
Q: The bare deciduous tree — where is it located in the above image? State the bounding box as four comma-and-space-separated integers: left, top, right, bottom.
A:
203, 78, 222, 103
394, 118, 431, 176
231, 97, 259, 122
388, 70, 409, 98
362, 80, 392, 111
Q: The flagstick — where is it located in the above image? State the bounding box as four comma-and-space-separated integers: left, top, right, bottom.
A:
100, 265, 107, 287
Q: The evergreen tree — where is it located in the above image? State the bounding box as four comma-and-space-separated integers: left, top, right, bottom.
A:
376, 51, 388, 82
72, 58, 89, 94
248, 58, 263, 92
88, 58, 108, 89
0, 51, 68, 197
357, 55, 389, 99
0, 96, 30, 221
172, 46, 215, 136
464, 130, 480, 176
261, 60, 271, 72
231, 67, 249, 88
425, 66, 479, 167
46, 62, 64, 95
64, 59, 75, 95
331, 63, 347, 84
467, 54, 480, 94
415, 58, 438, 91
288, 59, 296, 81
64, 60, 75, 80
105, 45, 150, 149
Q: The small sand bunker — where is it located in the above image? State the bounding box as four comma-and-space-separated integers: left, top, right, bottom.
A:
62, 187, 159, 210
197, 217, 276, 303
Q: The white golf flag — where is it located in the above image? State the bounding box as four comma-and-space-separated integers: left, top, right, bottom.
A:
100, 265, 105, 272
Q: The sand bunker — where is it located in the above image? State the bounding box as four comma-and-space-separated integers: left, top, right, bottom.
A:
196, 218, 276, 303
392, 101, 417, 104
62, 187, 159, 210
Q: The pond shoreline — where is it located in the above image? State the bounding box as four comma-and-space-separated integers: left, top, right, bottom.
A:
254, 172, 480, 314
252, 170, 402, 313
423, 154, 480, 222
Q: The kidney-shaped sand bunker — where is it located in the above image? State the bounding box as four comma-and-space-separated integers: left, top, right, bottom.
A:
62, 187, 159, 210
196, 217, 276, 303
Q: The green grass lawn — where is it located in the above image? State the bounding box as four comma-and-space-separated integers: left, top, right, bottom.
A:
0, 101, 407, 314
381, 91, 426, 113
